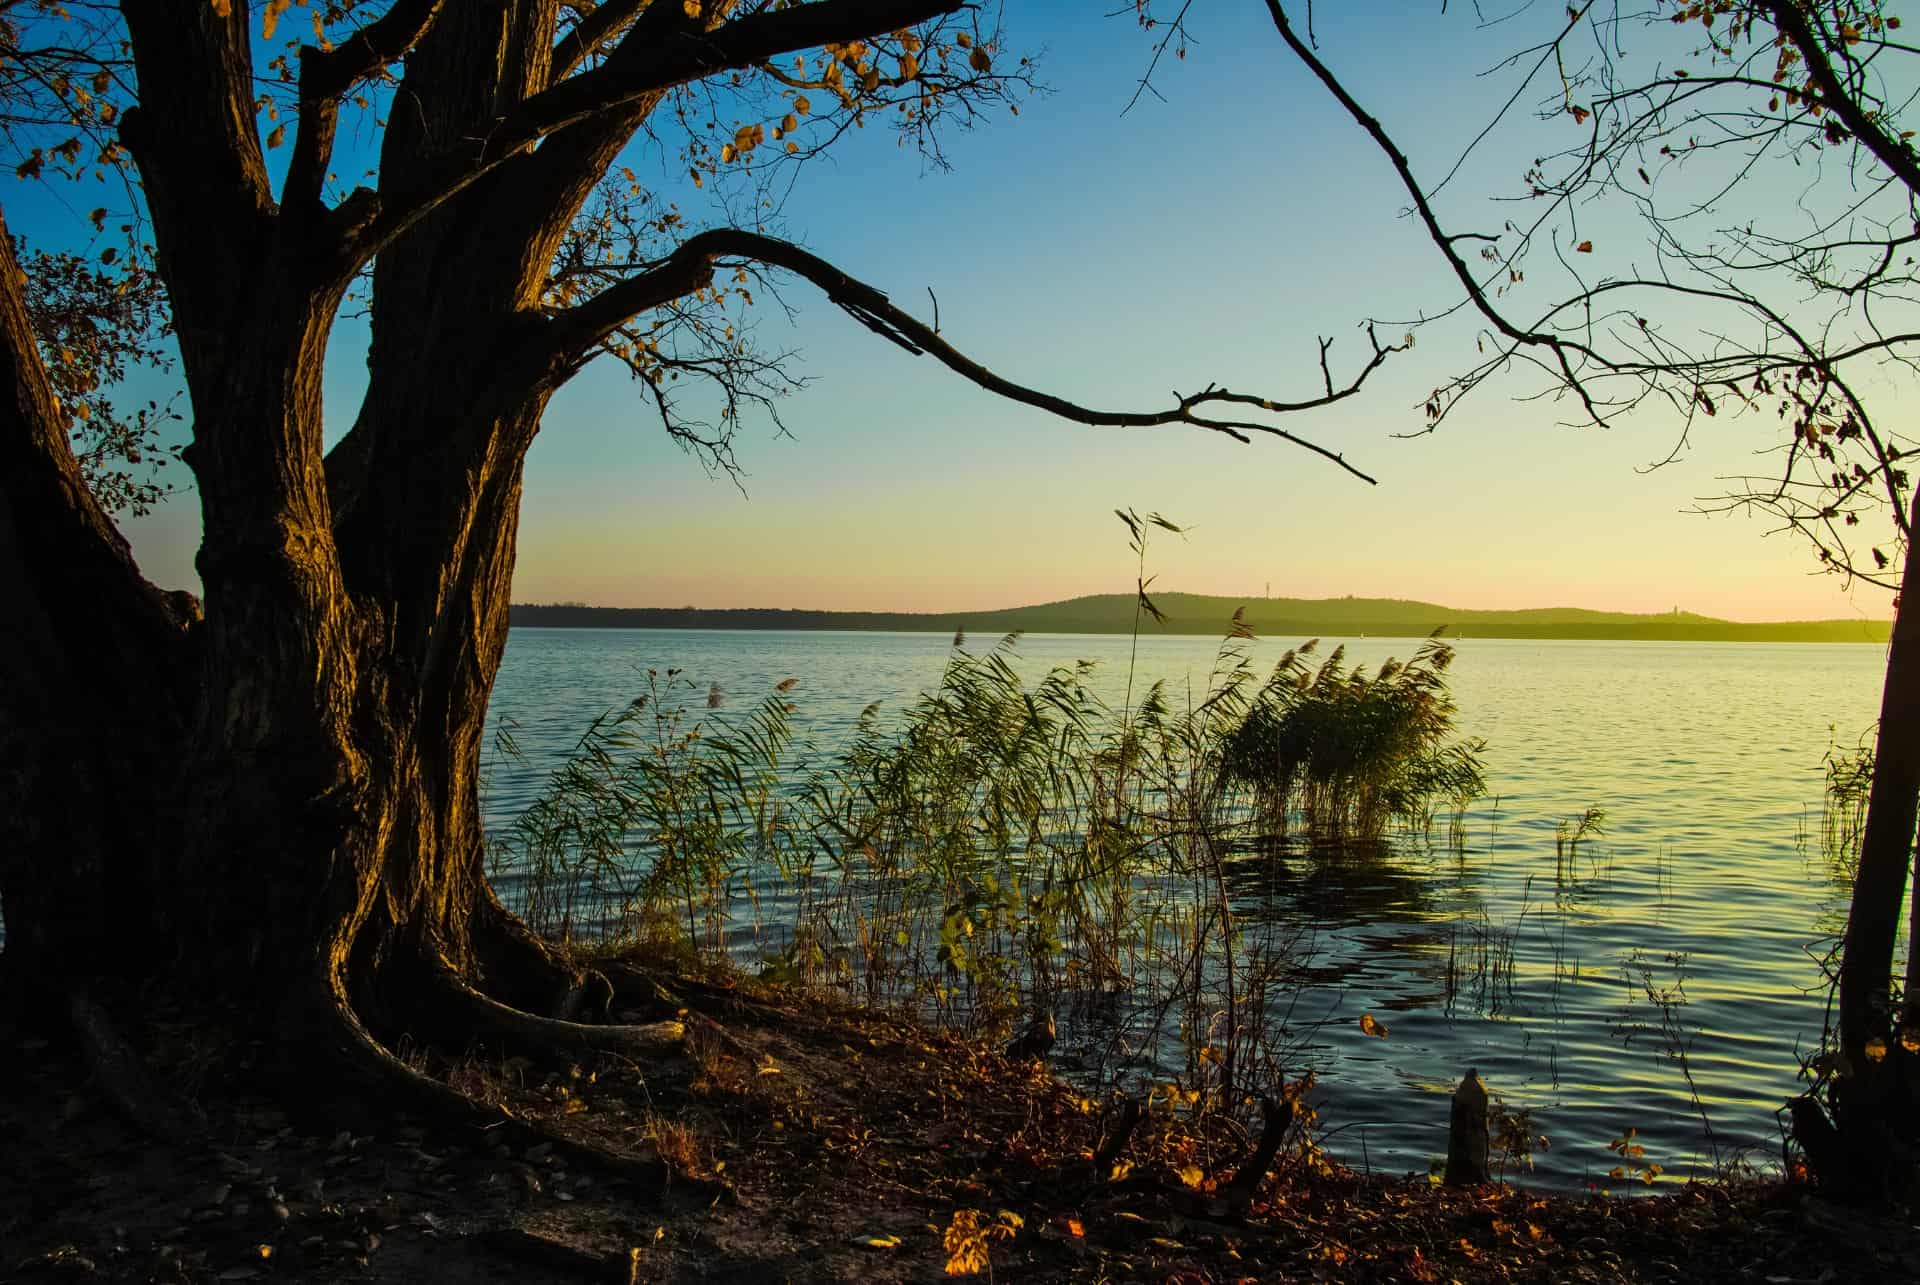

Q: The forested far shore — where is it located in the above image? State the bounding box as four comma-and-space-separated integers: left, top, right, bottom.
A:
510, 593, 1891, 643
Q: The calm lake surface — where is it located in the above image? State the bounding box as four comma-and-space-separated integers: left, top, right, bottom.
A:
482, 628, 1889, 1191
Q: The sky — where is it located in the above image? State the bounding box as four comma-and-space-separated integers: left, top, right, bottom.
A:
47, 2, 1910, 622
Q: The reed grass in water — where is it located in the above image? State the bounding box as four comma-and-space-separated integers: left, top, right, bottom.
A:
490, 626, 1485, 1115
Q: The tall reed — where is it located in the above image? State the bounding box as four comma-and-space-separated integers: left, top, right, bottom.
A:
490, 622, 1485, 1118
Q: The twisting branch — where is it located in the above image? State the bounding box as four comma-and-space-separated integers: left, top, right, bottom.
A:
1265, 0, 1606, 423
540, 228, 1401, 482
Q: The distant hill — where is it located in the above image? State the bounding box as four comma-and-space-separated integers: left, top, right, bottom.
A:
509, 592, 1890, 644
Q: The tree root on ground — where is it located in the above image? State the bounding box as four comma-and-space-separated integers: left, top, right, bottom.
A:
423, 963, 685, 1063
306, 972, 721, 1200
596, 959, 791, 1026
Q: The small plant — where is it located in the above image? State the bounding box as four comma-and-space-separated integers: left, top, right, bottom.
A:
1613, 949, 1718, 1172
941, 1208, 1023, 1277
1553, 807, 1607, 884
1490, 1098, 1550, 1179
1821, 731, 1874, 880
1606, 1127, 1663, 1185
644, 1112, 704, 1177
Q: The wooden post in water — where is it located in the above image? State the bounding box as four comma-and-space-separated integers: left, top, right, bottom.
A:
1447, 1068, 1491, 1186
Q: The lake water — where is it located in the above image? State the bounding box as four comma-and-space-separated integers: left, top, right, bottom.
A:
482, 627, 1890, 1191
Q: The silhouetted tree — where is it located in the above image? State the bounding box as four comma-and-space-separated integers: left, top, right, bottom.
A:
0, 0, 1394, 1145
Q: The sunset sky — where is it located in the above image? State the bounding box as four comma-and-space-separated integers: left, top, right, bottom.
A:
74, 3, 1907, 623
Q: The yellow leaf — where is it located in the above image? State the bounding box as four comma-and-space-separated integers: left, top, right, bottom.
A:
209, 0, 231, 15
266, 124, 287, 150
1359, 1013, 1389, 1039
853, 1233, 901, 1249
1866, 1036, 1889, 1063
793, 95, 811, 115
683, 0, 702, 16
782, 113, 798, 132
720, 142, 735, 164
1178, 1165, 1204, 1189
262, 0, 292, 41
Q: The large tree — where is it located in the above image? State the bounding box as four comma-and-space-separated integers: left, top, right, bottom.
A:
1245, 0, 1920, 1195
0, 0, 1392, 1143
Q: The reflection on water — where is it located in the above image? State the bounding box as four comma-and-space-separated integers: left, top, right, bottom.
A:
484, 629, 1889, 1191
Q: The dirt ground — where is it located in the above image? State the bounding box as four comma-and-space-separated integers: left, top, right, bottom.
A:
5, 973, 1918, 1284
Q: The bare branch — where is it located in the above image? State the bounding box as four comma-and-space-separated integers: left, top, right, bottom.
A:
542, 228, 1401, 482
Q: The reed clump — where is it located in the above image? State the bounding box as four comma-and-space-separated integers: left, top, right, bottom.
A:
1220, 634, 1486, 838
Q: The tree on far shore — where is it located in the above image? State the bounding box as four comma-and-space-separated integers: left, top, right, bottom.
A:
0, 0, 1398, 1150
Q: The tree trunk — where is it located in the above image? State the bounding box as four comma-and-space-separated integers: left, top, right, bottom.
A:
0, 209, 197, 1021
1813, 490, 1920, 1194
2, 0, 948, 1138
1837, 491, 1920, 1054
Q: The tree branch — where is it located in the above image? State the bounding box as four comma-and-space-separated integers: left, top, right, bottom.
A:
119, 0, 273, 240
552, 0, 648, 81
541, 229, 1397, 482
1766, 1, 1920, 200
1265, 0, 1608, 424
334, 0, 964, 267
286, 0, 445, 215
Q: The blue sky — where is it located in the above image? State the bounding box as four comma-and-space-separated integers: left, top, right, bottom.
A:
52, 2, 1907, 621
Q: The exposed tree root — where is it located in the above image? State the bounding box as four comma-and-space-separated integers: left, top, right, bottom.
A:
305, 973, 706, 1197
597, 960, 795, 1029
67, 989, 202, 1147
470, 885, 611, 1020
424, 963, 685, 1063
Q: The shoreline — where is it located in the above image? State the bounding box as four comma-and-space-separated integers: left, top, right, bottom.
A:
6, 963, 1907, 1283
507, 610, 1891, 645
